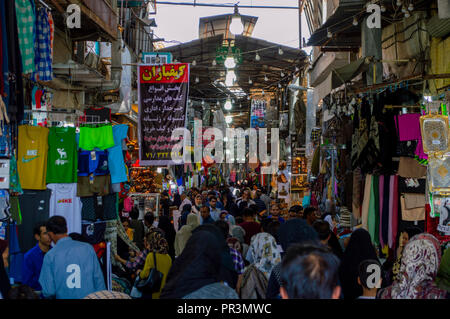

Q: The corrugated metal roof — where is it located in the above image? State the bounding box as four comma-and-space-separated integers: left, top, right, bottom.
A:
427, 15, 450, 38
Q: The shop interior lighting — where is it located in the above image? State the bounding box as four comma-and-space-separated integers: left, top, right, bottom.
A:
327, 29, 332, 38
224, 56, 236, 69
353, 17, 358, 26
255, 53, 261, 61
225, 115, 233, 124
264, 75, 268, 81
192, 60, 197, 66
229, 4, 244, 35
408, 2, 414, 11
225, 70, 236, 87
278, 48, 284, 55
401, 5, 407, 12
405, 11, 410, 17
281, 71, 285, 77
248, 78, 252, 84
224, 97, 232, 110
381, 4, 386, 12
195, 76, 199, 83
212, 59, 217, 66
396, 0, 402, 6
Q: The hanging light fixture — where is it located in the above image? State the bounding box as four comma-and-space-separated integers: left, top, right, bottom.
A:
404, 11, 410, 17
281, 71, 285, 77
295, 66, 299, 72
225, 70, 236, 87
264, 75, 268, 81
353, 16, 358, 26
192, 60, 197, 66
381, 4, 386, 12
261, 89, 265, 95
195, 76, 199, 83
408, 2, 414, 11
255, 52, 261, 61
396, 0, 402, 6
278, 47, 284, 55
225, 115, 233, 124
248, 78, 252, 84
224, 56, 236, 69
401, 5, 407, 12
216, 100, 220, 106
201, 100, 205, 106
212, 59, 217, 66
327, 29, 332, 38
224, 97, 232, 110
278, 83, 282, 88
229, 4, 244, 35
247, 95, 251, 100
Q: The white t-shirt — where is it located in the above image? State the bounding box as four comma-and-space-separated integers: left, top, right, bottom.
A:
47, 183, 82, 234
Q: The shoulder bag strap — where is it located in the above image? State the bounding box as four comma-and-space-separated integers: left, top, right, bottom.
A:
153, 251, 157, 271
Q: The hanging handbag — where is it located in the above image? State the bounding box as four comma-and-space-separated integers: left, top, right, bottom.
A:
135, 252, 164, 294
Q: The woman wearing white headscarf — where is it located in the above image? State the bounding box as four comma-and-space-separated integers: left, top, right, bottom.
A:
246, 232, 281, 279
174, 214, 200, 257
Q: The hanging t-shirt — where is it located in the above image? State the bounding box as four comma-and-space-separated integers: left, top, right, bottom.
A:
47, 183, 82, 234
79, 125, 114, 151
18, 125, 49, 190
107, 125, 128, 184
78, 150, 109, 176
84, 107, 111, 123
46, 127, 77, 184
18, 189, 51, 253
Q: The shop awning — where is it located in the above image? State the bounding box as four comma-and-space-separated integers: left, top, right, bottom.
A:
427, 15, 450, 38
331, 57, 369, 89
306, 0, 365, 50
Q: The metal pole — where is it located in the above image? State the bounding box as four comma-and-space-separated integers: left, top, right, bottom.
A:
299, 0, 302, 49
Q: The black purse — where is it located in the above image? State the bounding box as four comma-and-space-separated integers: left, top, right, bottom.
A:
135, 252, 164, 294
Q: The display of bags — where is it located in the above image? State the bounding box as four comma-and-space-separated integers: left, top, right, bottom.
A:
400, 193, 425, 221
397, 157, 427, 178
420, 114, 449, 153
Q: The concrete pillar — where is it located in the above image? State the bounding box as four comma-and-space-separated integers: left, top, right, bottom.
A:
362, 16, 383, 85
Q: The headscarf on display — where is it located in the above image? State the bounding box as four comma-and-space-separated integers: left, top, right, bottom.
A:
378, 233, 447, 299
338, 228, 379, 300
147, 229, 169, 254
435, 247, 450, 293
192, 224, 238, 288
157, 216, 176, 258
175, 213, 200, 257
160, 230, 223, 299
248, 233, 281, 279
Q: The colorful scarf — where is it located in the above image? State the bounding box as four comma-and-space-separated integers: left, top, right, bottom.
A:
147, 230, 169, 255
248, 232, 281, 279
379, 233, 447, 299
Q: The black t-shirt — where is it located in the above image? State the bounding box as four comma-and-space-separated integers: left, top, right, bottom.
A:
17, 190, 51, 253
85, 107, 111, 123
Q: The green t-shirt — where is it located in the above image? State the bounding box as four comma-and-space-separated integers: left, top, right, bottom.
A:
46, 127, 78, 183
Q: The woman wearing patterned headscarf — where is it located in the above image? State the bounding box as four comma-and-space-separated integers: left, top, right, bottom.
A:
378, 233, 447, 299
247, 232, 281, 279
139, 230, 172, 299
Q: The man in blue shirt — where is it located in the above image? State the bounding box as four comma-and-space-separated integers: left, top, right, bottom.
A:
200, 206, 215, 225
22, 222, 51, 291
209, 196, 222, 221
268, 203, 285, 223
39, 216, 106, 299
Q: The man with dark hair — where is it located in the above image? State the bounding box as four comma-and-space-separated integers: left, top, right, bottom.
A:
280, 243, 341, 299
236, 189, 256, 215
357, 259, 382, 299
39, 216, 106, 299
303, 206, 319, 226
312, 220, 344, 260
238, 208, 261, 245
200, 206, 214, 225
143, 212, 156, 231
268, 203, 285, 223
288, 205, 303, 219
129, 207, 145, 250
253, 190, 267, 216
209, 196, 222, 221
22, 222, 52, 291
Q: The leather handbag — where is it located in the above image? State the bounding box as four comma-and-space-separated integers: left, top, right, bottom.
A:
135, 252, 164, 294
